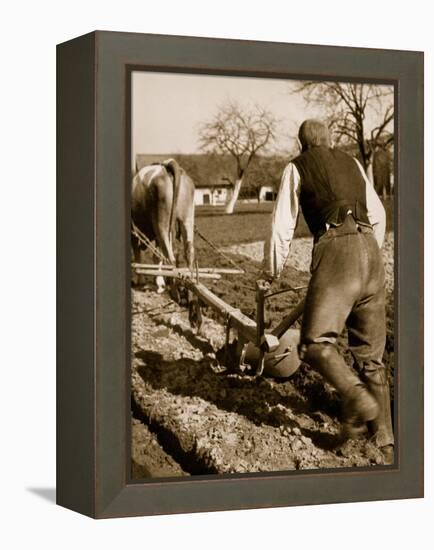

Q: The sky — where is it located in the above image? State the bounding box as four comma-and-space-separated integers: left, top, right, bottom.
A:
131, 71, 393, 164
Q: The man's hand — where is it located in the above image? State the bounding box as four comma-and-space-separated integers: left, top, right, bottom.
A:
259, 269, 275, 282
256, 278, 272, 292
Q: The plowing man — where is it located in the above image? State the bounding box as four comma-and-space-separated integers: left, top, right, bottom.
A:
262, 119, 394, 464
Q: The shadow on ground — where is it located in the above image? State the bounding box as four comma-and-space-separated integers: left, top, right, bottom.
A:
27, 488, 56, 504
135, 348, 343, 451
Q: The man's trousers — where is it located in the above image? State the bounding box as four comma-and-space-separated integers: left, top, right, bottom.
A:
300, 216, 394, 447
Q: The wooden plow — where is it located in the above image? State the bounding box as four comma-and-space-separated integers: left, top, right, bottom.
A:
133, 262, 306, 378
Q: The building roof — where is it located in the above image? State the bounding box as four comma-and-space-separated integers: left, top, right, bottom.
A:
135, 154, 233, 189
136, 154, 172, 171
195, 180, 232, 189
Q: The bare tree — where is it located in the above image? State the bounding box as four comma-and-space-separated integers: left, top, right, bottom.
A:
294, 82, 394, 174
199, 101, 278, 213
244, 156, 285, 202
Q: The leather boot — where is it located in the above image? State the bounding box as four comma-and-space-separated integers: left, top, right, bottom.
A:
341, 384, 380, 436
359, 361, 395, 463
302, 343, 379, 437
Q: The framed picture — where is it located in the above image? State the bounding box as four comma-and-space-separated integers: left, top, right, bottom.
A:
57, 31, 423, 518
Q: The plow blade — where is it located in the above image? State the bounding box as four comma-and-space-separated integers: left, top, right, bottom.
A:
242, 328, 301, 378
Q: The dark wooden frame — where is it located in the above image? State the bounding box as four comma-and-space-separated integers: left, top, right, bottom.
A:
57, 31, 424, 519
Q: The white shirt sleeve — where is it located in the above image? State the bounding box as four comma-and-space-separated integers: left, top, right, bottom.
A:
262, 163, 301, 278
354, 158, 386, 248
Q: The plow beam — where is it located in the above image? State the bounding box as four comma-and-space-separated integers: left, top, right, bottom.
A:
182, 280, 257, 343
132, 263, 243, 276
134, 268, 222, 280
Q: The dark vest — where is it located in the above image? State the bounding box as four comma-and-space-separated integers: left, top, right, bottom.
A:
292, 146, 370, 237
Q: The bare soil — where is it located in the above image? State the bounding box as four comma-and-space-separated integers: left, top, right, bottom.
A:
131, 234, 394, 477
131, 417, 188, 478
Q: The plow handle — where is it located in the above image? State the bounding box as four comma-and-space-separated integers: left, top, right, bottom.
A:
271, 298, 305, 339
255, 280, 270, 348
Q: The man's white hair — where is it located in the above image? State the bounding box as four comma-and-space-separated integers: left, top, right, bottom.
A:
298, 119, 331, 151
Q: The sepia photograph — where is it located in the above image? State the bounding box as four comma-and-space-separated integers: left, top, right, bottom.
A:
129, 70, 396, 479
4, 0, 427, 537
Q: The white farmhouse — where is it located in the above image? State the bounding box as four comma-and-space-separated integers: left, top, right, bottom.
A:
194, 181, 233, 206
258, 185, 276, 202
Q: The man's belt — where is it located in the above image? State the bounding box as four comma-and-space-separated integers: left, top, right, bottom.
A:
315, 210, 372, 241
